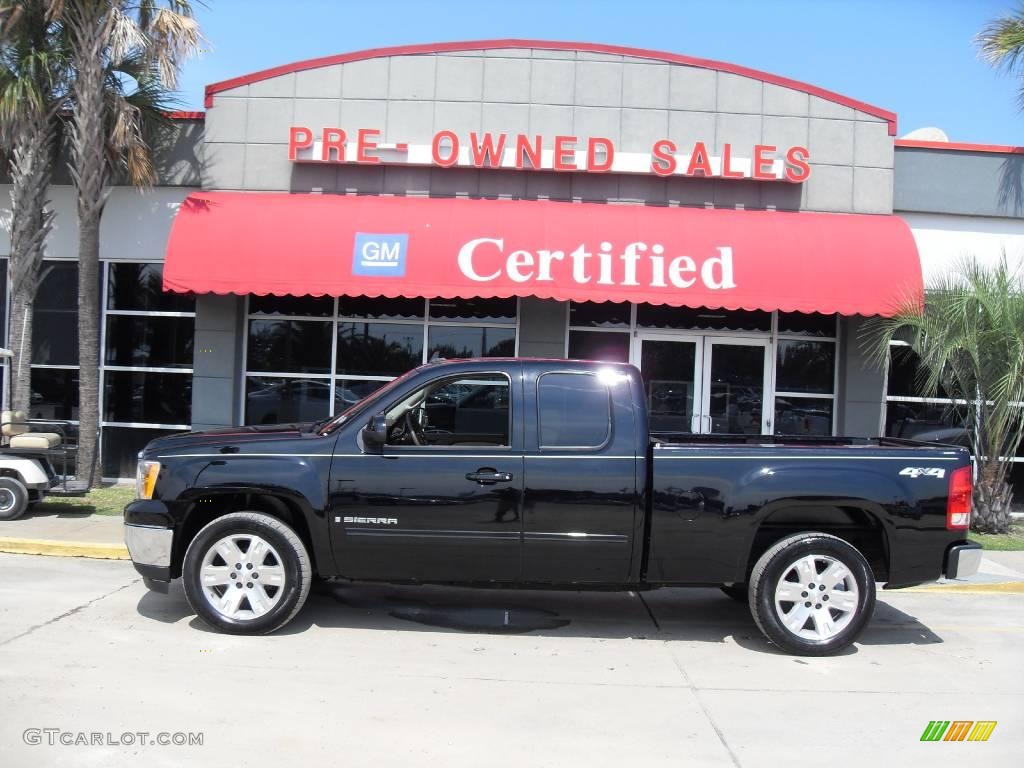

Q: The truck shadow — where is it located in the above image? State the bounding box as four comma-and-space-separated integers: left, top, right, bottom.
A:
136, 580, 944, 654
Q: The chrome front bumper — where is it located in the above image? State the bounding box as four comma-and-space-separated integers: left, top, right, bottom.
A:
124, 523, 173, 568
945, 542, 983, 580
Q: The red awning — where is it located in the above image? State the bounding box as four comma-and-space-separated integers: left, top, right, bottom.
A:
164, 191, 922, 316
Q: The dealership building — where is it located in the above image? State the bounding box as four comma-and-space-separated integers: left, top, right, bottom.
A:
2, 39, 1023, 487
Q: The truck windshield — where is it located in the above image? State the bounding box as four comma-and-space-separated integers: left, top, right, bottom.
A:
314, 370, 418, 435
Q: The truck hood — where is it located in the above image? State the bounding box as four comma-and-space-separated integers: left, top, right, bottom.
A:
142, 423, 325, 456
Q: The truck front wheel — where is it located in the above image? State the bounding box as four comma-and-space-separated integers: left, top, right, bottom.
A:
748, 532, 875, 656
182, 512, 312, 635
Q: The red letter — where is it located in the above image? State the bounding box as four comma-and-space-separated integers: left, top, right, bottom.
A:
469, 132, 507, 168
784, 146, 811, 182
587, 137, 614, 172
721, 143, 745, 178
288, 126, 313, 161
686, 141, 713, 177
752, 144, 776, 180
553, 135, 577, 171
357, 128, 380, 164
321, 128, 346, 163
651, 139, 677, 176
515, 135, 542, 169
432, 130, 459, 167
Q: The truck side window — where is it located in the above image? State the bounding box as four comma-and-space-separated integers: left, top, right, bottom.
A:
538, 372, 611, 449
384, 374, 511, 447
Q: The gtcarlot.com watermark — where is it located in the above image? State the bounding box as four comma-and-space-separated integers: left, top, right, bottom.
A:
23, 729, 203, 747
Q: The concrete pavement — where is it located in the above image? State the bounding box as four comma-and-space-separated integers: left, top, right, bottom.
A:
0, 552, 1021, 767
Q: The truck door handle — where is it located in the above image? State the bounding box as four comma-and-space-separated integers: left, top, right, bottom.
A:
466, 469, 513, 485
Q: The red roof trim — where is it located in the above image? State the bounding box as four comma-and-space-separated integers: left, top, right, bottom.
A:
203, 39, 897, 135
895, 139, 1024, 155
167, 110, 205, 121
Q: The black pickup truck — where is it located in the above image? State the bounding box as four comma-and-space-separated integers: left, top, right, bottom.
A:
124, 358, 981, 655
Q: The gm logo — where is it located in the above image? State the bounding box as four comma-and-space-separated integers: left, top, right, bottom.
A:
353, 233, 408, 277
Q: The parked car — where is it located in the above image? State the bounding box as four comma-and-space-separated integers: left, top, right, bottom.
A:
125, 358, 980, 655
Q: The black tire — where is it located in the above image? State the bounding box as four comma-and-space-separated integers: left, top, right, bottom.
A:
749, 532, 875, 656
182, 512, 312, 635
0, 477, 30, 521
720, 584, 748, 602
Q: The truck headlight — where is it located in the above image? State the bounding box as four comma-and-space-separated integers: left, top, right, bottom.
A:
136, 460, 161, 500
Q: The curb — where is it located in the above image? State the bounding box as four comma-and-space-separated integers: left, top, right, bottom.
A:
0, 537, 129, 560
898, 582, 1024, 594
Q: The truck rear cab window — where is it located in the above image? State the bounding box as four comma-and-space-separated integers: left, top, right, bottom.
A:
384, 374, 511, 447
538, 372, 611, 449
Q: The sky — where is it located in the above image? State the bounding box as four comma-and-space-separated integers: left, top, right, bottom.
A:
177, 0, 1023, 145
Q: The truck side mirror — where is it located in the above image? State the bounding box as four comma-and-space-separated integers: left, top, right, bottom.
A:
360, 413, 388, 452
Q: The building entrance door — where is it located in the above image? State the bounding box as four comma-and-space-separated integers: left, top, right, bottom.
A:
633, 335, 771, 435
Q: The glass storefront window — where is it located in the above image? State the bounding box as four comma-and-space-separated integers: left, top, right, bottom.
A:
775, 397, 834, 436
105, 315, 194, 368
249, 294, 334, 317
428, 297, 516, 324
243, 296, 518, 425
884, 401, 968, 444
336, 322, 423, 376
887, 345, 951, 399
33, 263, 79, 366
246, 319, 332, 374
107, 263, 194, 312
777, 312, 837, 337
103, 370, 192, 425
102, 427, 183, 478
567, 330, 630, 363
29, 368, 79, 421
339, 296, 425, 320
245, 376, 333, 425
569, 301, 630, 329
775, 340, 836, 395
428, 325, 515, 359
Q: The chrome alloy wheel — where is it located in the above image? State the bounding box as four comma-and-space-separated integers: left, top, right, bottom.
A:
773, 554, 859, 641
0, 489, 15, 514
199, 534, 287, 621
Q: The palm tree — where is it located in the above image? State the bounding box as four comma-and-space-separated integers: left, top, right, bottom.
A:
863, 257, 1024, 534
0, 1, 68, 413
977, 5, 1024, 108
64, 0, 199, 486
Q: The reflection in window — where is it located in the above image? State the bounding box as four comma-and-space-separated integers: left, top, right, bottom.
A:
884, 401, 969, 444
429, 297, 516, 324
569, 301, 630, 328
775, 340, 835, 395
428, 326, 515, 360
337, 322, 423, 376
107, 263, 193, 312
105, 315, 194, 368
249, 294, 334, 317
29, 368, 79, 421
637, 305, 771, 332
33, 263, 79, 365
103, 371, 192, 425
245, 377, 333, 425
247, 320, 332, 374
538, 372, 611, 448
775, 397, 834, 436
568, 331, 630, 363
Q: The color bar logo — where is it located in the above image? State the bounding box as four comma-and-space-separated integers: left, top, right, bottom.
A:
352, 233, 408, 277
920, 721, 997, 742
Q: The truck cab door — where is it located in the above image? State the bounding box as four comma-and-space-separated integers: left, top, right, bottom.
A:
330, 368, 524, 583
521, 368, 641, 584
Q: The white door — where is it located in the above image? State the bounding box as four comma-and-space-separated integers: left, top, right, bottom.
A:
632, 334, 704, 434
702, 338, 772, 435
634, 335, 772, 435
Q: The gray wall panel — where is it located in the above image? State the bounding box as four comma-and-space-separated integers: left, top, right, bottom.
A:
894, 147, 1024, 219
517, 298, 568, 357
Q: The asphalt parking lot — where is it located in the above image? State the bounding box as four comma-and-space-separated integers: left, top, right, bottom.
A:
0, 552, 1021, 767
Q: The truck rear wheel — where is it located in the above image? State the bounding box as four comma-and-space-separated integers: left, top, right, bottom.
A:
182, 512, 312, 635
748, 532, 875, 656
0, 477, 29, 521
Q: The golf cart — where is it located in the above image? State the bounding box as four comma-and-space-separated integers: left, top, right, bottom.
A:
0, 347, 87, 520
